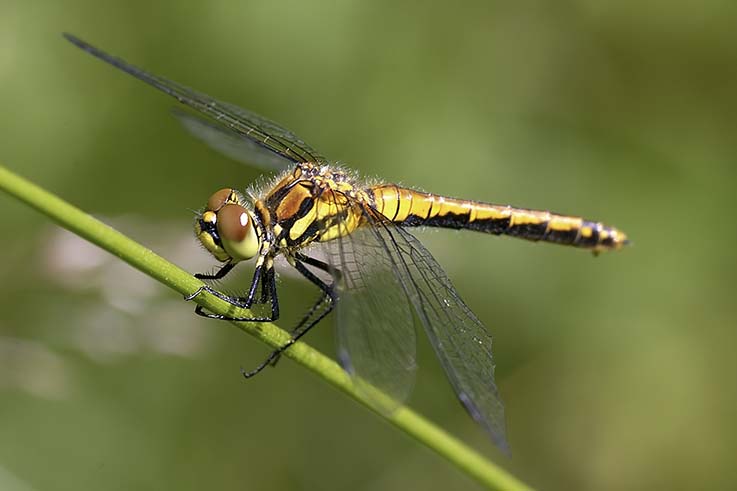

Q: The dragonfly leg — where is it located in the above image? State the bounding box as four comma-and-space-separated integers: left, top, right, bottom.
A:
184, 261, 236, 301
194, 261, 236, 281
190, 261, 280, 322
241, 254, 338, 378
266, 290, 331, 369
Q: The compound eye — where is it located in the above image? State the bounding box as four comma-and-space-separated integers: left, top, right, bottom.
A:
218, 204, 250, 242
217, 204, 259, 261
207, 188, 235, 212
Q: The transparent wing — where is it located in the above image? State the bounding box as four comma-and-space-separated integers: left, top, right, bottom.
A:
324, 214, 418, 411
173, 109, 294, 172
326, 203, 508, 451
387, 225, 509, 452
64, 33, 325, 165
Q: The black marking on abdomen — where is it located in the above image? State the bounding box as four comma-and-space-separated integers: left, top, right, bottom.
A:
504, 221, 551, 241
403, 212, 516, 235
544, 227, 581, 246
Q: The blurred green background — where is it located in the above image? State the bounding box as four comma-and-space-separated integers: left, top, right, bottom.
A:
1, 1, 736, 490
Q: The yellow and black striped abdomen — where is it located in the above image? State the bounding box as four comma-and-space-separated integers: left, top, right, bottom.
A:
369, 184, 628, 252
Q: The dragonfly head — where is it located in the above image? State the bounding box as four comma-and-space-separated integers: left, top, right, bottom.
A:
195, 188, 260, 263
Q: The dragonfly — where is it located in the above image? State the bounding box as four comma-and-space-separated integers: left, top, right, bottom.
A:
64, 33, 628, 452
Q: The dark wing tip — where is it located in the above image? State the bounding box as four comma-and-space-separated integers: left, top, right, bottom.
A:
63, 32, 90, 51
458, 392, 510, 455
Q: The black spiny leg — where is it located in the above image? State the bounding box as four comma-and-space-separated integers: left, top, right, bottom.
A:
184, 261, 236, 301
241, 254, 339, 379
194, 261, 236, 281
188, 260, 280, 322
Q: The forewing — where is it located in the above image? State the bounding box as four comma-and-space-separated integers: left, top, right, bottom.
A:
324, 217, 418, 412
173, 109, 294, 172
64, 33, 325, 165
379, 224, 509, 452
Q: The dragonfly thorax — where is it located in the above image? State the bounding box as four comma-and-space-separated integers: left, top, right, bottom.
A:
195, 188, 260, 263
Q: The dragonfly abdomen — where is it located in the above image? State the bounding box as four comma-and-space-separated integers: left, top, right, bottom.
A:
370, 184, 627, 252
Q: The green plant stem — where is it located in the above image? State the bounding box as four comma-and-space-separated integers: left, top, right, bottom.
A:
0, 164, 533, 491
